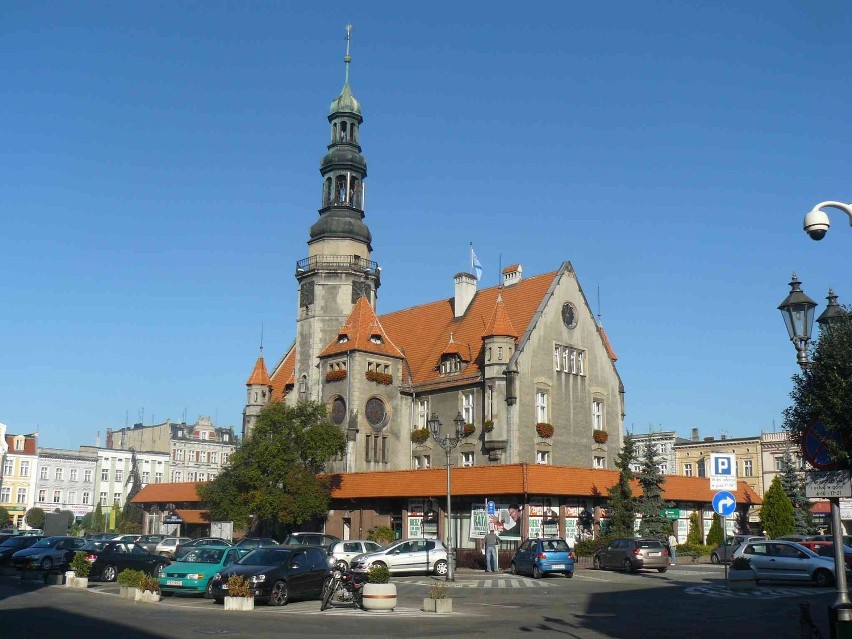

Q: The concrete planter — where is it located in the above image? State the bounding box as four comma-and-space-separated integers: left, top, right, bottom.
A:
728, 569, 756, 590
224, 596, 255, 611
423, 598, 452, 613
134, 588, 144, 601
65, 571, 76, 587
120, 586, 141, 600
73, 577, 89, 589
141, 590, 161, 603
362, 583, 397, 612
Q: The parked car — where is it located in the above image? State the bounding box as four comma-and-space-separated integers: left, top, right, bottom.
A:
81, 541, 170, 582
174, 537, 233, 560
733, 539, 848, 587
809, 534, 852, 547
12, 536, 87, 571
211, 546, 330, 606
84, 533, 118, 542
159, 545, 249, 597
777, 534, 817, 543
282, 532, 340, 550
110, 534, 142, 544
593, 537, 670, 573
710, 535, 766, 564
0, 536, 42, 566
797, 541, 852, 569
135, 534, 167, 554
154, 537, 192, 559
328, 540, 382, 570
234, 537, 279, 551
350, 538, 448, 576
510, 537, 575, 578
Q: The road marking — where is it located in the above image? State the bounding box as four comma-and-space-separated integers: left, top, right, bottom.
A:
685, 585, 835, 599
476, 603, 521, 609
396, 578, 550, 589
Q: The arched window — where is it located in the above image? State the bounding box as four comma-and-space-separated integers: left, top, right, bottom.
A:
340, 121, 348, 142
332, 122, 338, 143
324, 178, 332, 206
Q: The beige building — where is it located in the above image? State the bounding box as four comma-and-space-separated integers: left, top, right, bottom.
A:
760, 430, 805, 495
1, 431, 38, 529
674, 429, 763, 496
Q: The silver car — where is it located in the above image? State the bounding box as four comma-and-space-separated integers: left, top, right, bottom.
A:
154, 537, 192, 559
710, 535, 766, 564
328, 540, 383, 570
733, 540, 845, 587
350, 538, 448, 576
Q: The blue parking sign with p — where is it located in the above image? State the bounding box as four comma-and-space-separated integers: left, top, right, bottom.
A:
715, 456, 731, 475
711, 453, 735, 476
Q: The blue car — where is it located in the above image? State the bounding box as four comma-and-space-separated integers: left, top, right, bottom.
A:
510, 537, 575, 578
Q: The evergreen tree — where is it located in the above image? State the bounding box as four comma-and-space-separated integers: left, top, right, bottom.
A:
606, 435, 637, 537
778, 452, 814, 534
706, 514, 724, 546
686, 512, 703, 545
120, 449, 145, 533
0, 506, 11, 526
759, 476, 796, 538
636, 438, 672, 538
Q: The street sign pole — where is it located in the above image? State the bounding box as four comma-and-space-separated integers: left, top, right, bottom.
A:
723, 514, 727, 584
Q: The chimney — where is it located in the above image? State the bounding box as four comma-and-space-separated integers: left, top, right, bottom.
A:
454, 272, 477, 318
502, 264, 523, 287
691, 427, 699, 441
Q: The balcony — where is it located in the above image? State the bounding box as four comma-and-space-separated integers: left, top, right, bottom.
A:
295, 255, 380, 276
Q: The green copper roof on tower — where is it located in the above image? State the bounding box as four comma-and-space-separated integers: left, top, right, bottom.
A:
329, 24, 361, 116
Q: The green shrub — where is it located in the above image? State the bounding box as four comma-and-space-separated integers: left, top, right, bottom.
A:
140, 573, 160, 593
70, 552, 91, 578
676, 543, 712, 563
117, 568, 146, 588
706, 514, 724, 547
574, 536, 614, 558
367, 525, 395, 545
226, 574, 253, 597
429, 582, 448, 599
367, 564, 390, 584
686, 512, 704, 545
731, 556, 752, 570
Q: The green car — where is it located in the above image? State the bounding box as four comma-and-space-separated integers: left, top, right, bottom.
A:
159, 545, 249, 597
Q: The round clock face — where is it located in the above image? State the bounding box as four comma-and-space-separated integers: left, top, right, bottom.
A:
562, 303, 578, 329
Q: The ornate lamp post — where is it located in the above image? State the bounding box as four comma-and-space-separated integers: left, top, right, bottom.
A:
427, 411, 465, 582
777, 276, 852, 630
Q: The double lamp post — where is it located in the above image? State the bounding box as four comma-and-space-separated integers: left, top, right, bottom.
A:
427, 410, 465, 582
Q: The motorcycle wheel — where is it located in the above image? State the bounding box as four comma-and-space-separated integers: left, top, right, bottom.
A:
320, 577, 336, 611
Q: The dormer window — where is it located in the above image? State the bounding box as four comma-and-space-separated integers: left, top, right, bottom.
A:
440, 355, 462, 375
338, 334, 350, 344
370, 333, 383, 344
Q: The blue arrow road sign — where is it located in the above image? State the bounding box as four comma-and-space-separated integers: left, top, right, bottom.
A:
712, 491, 737, 517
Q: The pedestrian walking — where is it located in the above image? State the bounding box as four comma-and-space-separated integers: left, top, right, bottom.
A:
668, 532, 678, 566
484, 529, 500, 573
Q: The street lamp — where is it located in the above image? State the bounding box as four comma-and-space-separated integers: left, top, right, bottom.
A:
777, 276, 852, 628
803, 200, 852, 241
427, 410, 465, 582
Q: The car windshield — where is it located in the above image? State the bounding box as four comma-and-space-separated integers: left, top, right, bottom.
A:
542, 540, 569, 552
32, 538, 61, 548
181, 548, 226, 563
238, 549, 289, 566
1, 537, 29, 548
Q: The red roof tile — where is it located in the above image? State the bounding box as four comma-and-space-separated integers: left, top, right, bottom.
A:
502, 264, 520, 274
246, 354, 272, 386
597, 324, 618, 362
318, 297, 404, 360
131, 481, 207, 504
269, 347, 296, 402
483, 294, 518, 338
175, 509, 210, 524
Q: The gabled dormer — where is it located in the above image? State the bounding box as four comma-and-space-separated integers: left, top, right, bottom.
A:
439, 333, 469, 376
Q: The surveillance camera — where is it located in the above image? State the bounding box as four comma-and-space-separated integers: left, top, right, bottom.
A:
804, 209, 830, 241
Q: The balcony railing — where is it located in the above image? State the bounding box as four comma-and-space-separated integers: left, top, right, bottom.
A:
296, 255, 379, 275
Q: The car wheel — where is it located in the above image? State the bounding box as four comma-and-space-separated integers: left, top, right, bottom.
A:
433, 560, 448, 576
565, 571, 574, 579
102, 564, 117, 582
814, 569, 834, 588
657, 567, 668, 573
710, 553, 720, 565
205, 579, 215, 599
268, 580, 289, 606
623, 559, 634, 574
509, 562, 517, 575
40, 557, 53, 571
593, 556, 602, 570
532, 565, 542, 580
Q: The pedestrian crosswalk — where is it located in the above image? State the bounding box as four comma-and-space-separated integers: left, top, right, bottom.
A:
395, 577, 551, 589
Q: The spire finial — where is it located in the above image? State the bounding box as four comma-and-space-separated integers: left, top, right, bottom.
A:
260, 323, 264, 354
344, 24, 353, 85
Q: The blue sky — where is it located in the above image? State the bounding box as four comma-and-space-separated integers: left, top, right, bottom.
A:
2, 2, 850, 450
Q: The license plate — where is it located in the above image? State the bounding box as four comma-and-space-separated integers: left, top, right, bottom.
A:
166, 580, 182, 586
551, 564, 565, 569
648, 552, 660, 556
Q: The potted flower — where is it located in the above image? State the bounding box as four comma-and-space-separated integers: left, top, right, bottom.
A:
224, 574, 255, 611
325, 369, 347, 382
462, 423, 475, 438
361, 564, 396, 612
365, 370, 393, 385
423, 581, 452, 613
728, 556, 756, 590
411, 428, 430, 445
535, 422, 554, 438
593, 429, 609, 444
69, 551, 91, 589
117, 568, 145, 599
482, 419, 494, 434
140, 573, 161, 602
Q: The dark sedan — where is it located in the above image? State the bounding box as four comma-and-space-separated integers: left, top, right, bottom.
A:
12, 536, 86, 571
0, 536, 42, 566
211, 546, 329, 606
175, 538, 232, 560
82, 541, 170, 582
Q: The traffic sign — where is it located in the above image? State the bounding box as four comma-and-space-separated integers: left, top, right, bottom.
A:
709, 453, 737, 490
802, 420, 843, 471
712, 491, 737, 516
660, 508, 680, 520
487, 501, 496, 516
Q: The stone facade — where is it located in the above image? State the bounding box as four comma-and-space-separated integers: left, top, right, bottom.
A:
79, 446, 170, 510
1, 431, 38, 529
34, 448, 98, 518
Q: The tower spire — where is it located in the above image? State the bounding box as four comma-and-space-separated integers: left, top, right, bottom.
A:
344, 24, 352, 85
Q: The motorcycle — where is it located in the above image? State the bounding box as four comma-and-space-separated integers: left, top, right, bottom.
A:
321, 564, 366, 611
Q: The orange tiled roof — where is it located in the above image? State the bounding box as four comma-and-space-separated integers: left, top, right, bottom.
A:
597, 324, 618, 362
329, 464, 762, 505
502, 264, 520, 274
4, 435, 37, 455
175, 509, 210, 524
483, 294, 518, 338
269, 346, 296, 401
440, 334, 466, 359
318, 296, 404, 360
246, 354, 272, 386
131, 481, 208, 504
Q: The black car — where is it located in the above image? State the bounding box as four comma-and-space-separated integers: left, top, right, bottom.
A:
81, 541, 170, 582
281, 533, 340, 550
175, 538, 232, 560
211, 546, 329, 606
0, 536, 42, 566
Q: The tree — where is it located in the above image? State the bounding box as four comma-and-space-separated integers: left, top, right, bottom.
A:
121, 449, 145, 533
783, 308, 852, 470
83, 502, 105, 532
198, 401, 346, 536
706, 514, 724, 546
636, 438, 672, 538
759, 476, 796, 538
0, 506, 10, 526
686, 512, 703, 545
606, 435, 637, 538
778, 452, 815, 534
25, 507, 45, 529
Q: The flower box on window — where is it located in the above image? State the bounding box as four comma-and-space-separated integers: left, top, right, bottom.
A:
365, 370, 393, 385
411, 428, 430, 445
325, 369, 347, 383
535, 423, 554, 438
482, 419, 494, 433
462, 424, 475, 438
593, 429, 609, 444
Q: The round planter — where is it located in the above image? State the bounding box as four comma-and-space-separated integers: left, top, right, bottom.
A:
727, 569, 756, 591
362, 583, 397, 612
224, 596, 255, 611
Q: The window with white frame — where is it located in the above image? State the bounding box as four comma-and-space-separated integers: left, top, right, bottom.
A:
187, 472, 196, 482
173, 471, 182, 482
40, 465, 48, 479
593, 456, 606, 469
684, 463, 693, 477
536, 450, 550, 465
461, 451, 475, 467
554, 346, 561, 371
14, 438, 23, 451
16, 488, 26, 504
210, 453, 218, 465
53, 490, 61, 503
67, 491, 76, 504
20, 461, 29, 477
422, 455, 431, 469
101, 468, 109, 481
462, 391, 475, 424
570, 350, 577, 374
0, 487, 9, 502
2, 460, 13, 476
155, 472, 162, 483
115, 470, 123, 483
82, 492, 90, 505
592, 400, 604, 429
84, 469, 92, 482
55, 468, 63, 481
142, 471, 150, 483
577, 351, 585, 375
198, 472, 206, 481
189, 450, 197, 462
775, 456, 783, 471
38, 489, 46, 503
176, 449, 185, 461
535, 391, 548, 423
659, 463, 668, 474
69, 468, 77, 481
417, 399, 428, 429
200, 451, 208, 463
563, 349, 570, 371
201, 431, 209, 440
99, 492, 107, 506
113, 493, 121, 505
743, 459, 753, 477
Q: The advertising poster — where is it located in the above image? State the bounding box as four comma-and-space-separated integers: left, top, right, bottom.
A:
490, 503, 523, 539
408, 517, 422, 538
565, 517, 578, 541
412, 498, 438, 539
564, 500, 580, 517
529, 517, 542, 539
469, 504, 489, 539
408, 498, 424, 517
